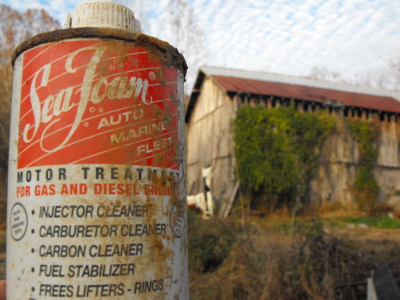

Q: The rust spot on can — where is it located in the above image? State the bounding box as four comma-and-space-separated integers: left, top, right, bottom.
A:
12, 28, 188, 76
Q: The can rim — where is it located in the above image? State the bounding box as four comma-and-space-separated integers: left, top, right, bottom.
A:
11, 27, 187, 77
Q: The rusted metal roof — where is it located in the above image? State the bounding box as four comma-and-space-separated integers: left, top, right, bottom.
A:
212, 75, 400, 113
186, 67, 400, 123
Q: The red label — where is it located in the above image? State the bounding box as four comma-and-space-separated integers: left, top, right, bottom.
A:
18, 39, 179, 169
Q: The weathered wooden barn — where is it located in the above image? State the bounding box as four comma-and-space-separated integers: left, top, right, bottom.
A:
185, 67, 400, 215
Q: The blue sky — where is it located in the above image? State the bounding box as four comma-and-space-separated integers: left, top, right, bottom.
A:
2, 0, 400, 91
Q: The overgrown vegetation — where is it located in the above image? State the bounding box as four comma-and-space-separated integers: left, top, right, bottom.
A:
189, 217, 400, 300
234, 105, 335, 211
349, 120, 379, 213
188, 211, 237, 273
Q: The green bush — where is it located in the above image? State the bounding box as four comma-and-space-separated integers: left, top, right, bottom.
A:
233, 105, 335, 209
349, 120, 379, 212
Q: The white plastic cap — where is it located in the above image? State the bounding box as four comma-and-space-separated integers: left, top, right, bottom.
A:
66, 0, 141, 32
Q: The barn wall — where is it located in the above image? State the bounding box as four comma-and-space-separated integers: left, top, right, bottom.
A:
310, 115, 400, 209
375, 118, 400, 208
310, 117, 360, 206
186, 77, 236, 204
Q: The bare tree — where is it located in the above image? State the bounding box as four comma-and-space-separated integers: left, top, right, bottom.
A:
160, 0, 207, 94
119, 0, 149, 32
308, 57, 400, 92
118, 0, 207, 94
383, 55, 400, 91
307, 66, 343, 83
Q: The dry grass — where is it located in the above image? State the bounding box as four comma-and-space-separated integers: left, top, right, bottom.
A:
189, 216, 400, 300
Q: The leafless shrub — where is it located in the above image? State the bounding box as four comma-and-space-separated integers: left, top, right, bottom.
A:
189, 219, 400, 300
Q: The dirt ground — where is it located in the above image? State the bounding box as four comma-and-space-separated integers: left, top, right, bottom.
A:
333, 227, 400, 242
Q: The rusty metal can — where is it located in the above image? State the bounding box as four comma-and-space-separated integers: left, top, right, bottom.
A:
7, 2, 188, 299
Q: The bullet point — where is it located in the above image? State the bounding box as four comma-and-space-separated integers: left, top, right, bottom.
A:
31, 287, 35, 292
31, 248, 34, 253
31, 210, 35, 215
31, 229, 35, 234
31, 267, 34, 272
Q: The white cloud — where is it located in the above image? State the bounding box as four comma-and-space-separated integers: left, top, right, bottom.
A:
1, 0, 400, 91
